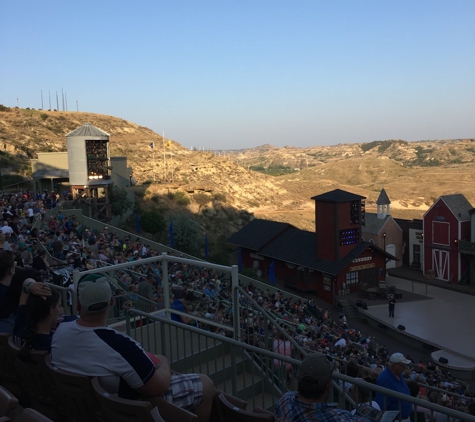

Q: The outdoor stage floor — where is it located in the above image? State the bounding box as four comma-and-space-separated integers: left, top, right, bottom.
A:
360, 275, 475, 368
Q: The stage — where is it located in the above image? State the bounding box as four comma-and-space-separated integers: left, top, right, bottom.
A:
353, 275, 475, 371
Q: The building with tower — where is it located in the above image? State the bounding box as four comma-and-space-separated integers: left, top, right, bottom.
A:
31, 123, 132, 222
228, 189, 397, 304
362, 188, 403, 268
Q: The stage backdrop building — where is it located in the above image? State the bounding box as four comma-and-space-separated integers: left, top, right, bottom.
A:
362, 189, 403, 269
423, 194, 472, 283
228, 189, 397, 304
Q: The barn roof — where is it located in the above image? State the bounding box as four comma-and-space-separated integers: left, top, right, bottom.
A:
311, 189, 365, 203
228, 219, 398, 275
227, 219, 291, 251
440, 194, 473, 221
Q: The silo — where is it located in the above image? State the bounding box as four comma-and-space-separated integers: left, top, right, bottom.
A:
66, 123, 110, 186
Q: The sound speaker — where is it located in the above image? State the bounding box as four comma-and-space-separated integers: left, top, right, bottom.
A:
439, 357, 449, 364
397, 324, 405, 331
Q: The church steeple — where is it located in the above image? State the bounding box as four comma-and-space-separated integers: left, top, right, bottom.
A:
376, 188, 391, 219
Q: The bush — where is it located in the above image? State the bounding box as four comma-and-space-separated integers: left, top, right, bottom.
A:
140, 210, 165, 234
214, 192, 227, 203
151, 195, 160, 204
110, 186, 133, 217
194, 192, 211, 210
40, 113, 48, 121
168, 191, 190, 206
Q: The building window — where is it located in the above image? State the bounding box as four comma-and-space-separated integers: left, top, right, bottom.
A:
346, 271, 360, 286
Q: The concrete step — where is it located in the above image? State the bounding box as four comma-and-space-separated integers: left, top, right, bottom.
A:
338, 299, 358, 318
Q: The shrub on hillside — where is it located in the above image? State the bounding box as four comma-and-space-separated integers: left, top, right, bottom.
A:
140, 210, 166, 234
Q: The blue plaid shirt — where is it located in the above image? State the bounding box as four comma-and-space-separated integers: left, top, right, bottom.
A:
275, 391, 363, 422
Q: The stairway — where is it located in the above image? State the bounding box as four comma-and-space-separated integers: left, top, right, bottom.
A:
337, 299, 359, 318
130, 321, 284, 411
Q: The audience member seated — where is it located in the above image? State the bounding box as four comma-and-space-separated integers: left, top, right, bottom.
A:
51, 274, 215, 422
274, 352, 361, 421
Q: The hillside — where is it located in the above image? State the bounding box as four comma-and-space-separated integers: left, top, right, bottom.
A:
2, 105, 475, 236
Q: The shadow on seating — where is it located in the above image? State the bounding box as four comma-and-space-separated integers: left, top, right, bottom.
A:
217, 393, 275, 422
210, 390, 247, 422
44, 355, 104, 422
0, 385, 18, 421
8, 338, 65, 421
0, 334, 24, 399
91, 377, 165, 422
18, 408, 55, 422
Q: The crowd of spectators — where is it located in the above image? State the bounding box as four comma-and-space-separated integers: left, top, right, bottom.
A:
1, 188, 475, 420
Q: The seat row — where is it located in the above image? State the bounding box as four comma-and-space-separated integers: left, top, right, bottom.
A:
0, 333, 276, 422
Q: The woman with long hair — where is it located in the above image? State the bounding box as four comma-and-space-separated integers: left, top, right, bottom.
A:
16, 287, 61, 359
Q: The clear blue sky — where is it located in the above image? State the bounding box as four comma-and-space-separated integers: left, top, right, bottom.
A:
1, 1, 474, 150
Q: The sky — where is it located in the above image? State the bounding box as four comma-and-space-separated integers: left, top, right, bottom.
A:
1, 1, 474, 150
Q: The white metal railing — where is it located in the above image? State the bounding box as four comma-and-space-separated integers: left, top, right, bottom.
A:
125, 309, 475, 420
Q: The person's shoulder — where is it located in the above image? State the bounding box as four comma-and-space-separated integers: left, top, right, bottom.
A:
92, 327, 145, 353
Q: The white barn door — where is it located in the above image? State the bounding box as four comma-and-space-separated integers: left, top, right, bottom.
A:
432, 249, 449, 281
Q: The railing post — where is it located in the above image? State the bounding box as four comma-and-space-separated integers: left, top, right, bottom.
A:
72, 270, 81, 315
161, 252, 170, 319
231, 265, 240, 340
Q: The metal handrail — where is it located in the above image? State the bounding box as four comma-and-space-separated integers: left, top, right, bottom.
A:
125, 308, 475, 421
236, 285, 307, 356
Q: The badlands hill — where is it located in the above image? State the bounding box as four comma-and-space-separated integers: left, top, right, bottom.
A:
1, 105, 475, 233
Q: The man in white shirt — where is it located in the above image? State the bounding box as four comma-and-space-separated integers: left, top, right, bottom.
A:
0, 222, 14, 237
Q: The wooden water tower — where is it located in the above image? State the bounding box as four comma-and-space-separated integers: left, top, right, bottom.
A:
66, 123, 112, 221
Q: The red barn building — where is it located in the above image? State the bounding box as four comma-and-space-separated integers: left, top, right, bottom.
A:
423, 194, 472, 282
228, 189, 396, 304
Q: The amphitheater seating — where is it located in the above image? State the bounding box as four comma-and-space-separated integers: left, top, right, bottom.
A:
7, 337, 64, 421
91, 377, 165, 422
18, 408, 55, 422
217, 393, 275, 422
0, 385, 18, 421
0, 334, 23, 398
44, 355, 104, 422
210, 390, 247, 422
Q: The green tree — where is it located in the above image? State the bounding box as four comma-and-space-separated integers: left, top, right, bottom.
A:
194, 192, 211, 211
173, 214, 200, 255
140, 210, 166, 235
110, 186, 133, 217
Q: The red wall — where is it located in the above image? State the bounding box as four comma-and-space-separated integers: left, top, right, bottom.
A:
316, 202, 336, 261
423, 200, 469, 282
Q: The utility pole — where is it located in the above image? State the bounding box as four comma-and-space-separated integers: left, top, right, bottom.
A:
163, 131, 166, 181
76, 100, 78, 112
56, 92, 59, 110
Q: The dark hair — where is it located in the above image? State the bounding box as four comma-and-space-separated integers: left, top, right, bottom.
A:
19, 289, 60, 360
298, 377, 327, 400
0, 251, 14, 280
406, 380, 420, 398
0, 266, 40, 319
346, 360, 360, 378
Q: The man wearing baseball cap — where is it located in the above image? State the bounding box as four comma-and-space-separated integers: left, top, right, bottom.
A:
51, 273, 215, 422
375, 353, 413, 421
274, 352, 357, 421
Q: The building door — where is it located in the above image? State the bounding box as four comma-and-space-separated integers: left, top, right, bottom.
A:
413, 245, 421, 267
432, 249, 449, 281
386, 244, 396, 269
